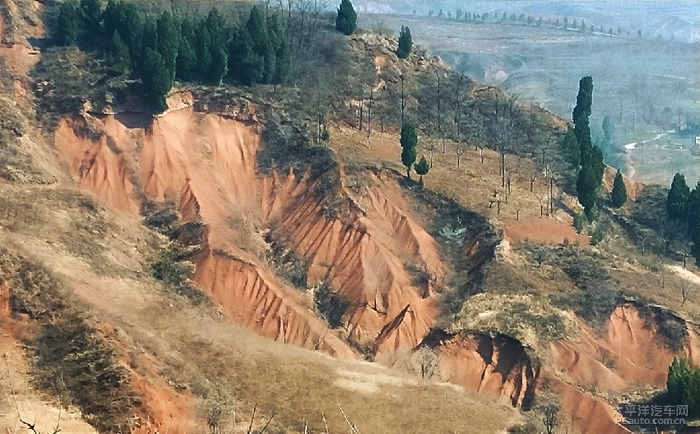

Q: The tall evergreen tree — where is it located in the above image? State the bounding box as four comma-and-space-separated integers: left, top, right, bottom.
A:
335, 0, 357, 35
577, 164, 598, 219
246, 6, 273, 83
667, 172, 690, 220
140, 47, 172, 112
414, 155, 429, 185
611, 170, 627, 208
80, 0, 103, 39
228, 27, 263, 86
194, 24, 213, 81
176, 19, 197, 81
571, 76, 603, 219
203, 8, 229, 83
109, 30, 131, 74
141, 17, 157, 53
687, 182, 700, 235
156, 11, 179, 81
400, 123, 418, 179
396, 26, 412, 59
572, 76, 593, 123
56, 0, 81, 46
602, 115, 615, 143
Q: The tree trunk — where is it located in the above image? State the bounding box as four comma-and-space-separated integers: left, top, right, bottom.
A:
406, 167, 411, 179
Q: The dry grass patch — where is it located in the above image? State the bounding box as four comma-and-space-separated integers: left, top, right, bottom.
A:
328, 125, 568, 224
98, 277, 519, 434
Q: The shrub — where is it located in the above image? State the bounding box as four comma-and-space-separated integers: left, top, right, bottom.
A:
0, 250, 138, 432
265, 234, 309, 290
313, 281, 349, 328
667, 357, 700, 417
151, 248, 206, 305
589, 225, 604, 245
573, 212, 587, 234
551, 282, 623, 327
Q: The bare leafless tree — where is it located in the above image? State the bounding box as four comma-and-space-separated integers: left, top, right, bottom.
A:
681, 281, 693, 307
536, 396, 561, 434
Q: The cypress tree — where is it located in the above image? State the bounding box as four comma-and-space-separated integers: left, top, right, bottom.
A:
194, 24, 213, 81
267, 15, 289, 84
141, 18, 157, 53
203, 8, 229, 83
156, 11, 179, 81
611, 170, 627, 208
571, 76, 603, 220
228, 27, 263, 86
400, 123, 418, 179
687, 182, 700, 235
692, 225, 700, 267
122, 3, 143, 59
176, 19, 197, 81
572, 76, 593, 123
415, 155, 429, 185
577, 164, 598, 220
80, 0, 103, 39
335, 0, 357, 35
396, 26, 413, 59
140, 47, 172, 112
109, 30, 131, 75
667, 172, 690, 220
56, 0, 81, 46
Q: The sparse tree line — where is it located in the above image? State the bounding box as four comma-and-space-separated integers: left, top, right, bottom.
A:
425, 8, 644, 40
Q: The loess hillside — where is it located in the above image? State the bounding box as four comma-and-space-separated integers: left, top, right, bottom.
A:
1, 1, 700, 434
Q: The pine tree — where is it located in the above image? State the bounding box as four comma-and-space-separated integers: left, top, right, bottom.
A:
414, 155, 429, 185
56, 0, 81, 46
176, 19, 197, 81
692, 225, 700, 267
335, 0, 357, 35
194, 23, 212, 82
109, 30, 131, 75
228, 27, 263, 86
687, 183, 700, 235
199, 8, 229, 84
140, 47, 172, 112
602, 115, 615, 143
396, 26, 412, 59
667, 172, 690, 220
572, 76, 593, 124
156, 11, 179, 81
141, 18, 157, 53
577, 164, 598, 220
611, 171, 627, 208
571, 76, 603, 220
400, 123, 418, 179
122, 3, 143, 58
80, 0, 103, 39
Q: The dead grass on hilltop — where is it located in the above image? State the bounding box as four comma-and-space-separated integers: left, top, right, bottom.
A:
130, 296, 518, 434
328, 124, 575, 227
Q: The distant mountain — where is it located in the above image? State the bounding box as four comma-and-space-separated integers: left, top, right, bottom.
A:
354, 0, 700, 43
